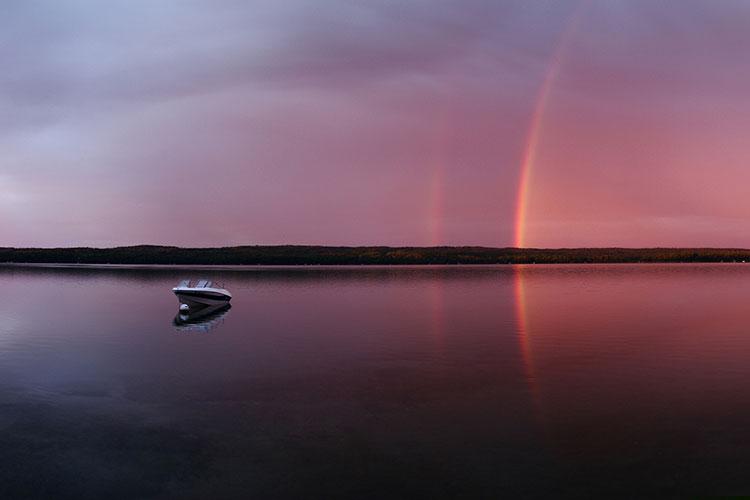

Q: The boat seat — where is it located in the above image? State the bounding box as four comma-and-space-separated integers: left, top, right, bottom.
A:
196, 280, 209, 288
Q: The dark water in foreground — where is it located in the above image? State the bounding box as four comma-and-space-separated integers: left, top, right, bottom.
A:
3, 264, 750, 498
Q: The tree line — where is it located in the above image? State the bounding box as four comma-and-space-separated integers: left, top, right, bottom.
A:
2, 245, 750, 265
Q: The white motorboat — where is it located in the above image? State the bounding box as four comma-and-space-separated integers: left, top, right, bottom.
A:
172, 279, 232, 309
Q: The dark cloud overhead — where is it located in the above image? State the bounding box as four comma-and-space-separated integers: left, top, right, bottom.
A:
2, 1, 750, 247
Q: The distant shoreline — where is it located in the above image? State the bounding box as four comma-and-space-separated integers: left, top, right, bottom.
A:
2, 246, 750, 265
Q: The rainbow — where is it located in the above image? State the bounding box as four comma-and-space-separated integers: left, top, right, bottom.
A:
428, 104, 449, 246
514, 4, 587, 248
429, 166, 445, 246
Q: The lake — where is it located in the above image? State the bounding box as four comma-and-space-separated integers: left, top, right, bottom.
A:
2, 264, 750, 498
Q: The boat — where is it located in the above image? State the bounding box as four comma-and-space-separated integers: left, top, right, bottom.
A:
172, 279, 232, 309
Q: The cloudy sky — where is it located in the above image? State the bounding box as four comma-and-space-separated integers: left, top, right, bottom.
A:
2, 0, 750, 247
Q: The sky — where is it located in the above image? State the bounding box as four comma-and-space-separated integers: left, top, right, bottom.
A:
2, 0, 750, 248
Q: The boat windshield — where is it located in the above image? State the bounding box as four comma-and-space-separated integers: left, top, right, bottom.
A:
177, 279, 223, 289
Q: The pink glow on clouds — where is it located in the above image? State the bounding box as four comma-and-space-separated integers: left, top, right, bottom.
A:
3, 1, 750, 247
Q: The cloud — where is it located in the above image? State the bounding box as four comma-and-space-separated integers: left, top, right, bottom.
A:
5, 1, 748, 247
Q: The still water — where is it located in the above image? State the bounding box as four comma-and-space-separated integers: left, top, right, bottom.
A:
2, 264, 750, 498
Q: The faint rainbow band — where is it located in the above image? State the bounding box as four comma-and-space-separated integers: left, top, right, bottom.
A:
514, 3, 588, 248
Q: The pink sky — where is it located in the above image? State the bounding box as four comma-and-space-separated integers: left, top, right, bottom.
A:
2, 0, 750, 247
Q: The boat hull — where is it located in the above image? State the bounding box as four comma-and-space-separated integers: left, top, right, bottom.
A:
174, 290, 232, 308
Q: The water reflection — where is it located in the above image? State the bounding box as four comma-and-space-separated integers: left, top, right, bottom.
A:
513, 265, 543, 426
4, 264, 750, 496
508, 264, 750, 495
173, 304, 231, 333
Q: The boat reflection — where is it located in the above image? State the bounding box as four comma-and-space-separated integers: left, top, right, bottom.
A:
173, 303, 231, 333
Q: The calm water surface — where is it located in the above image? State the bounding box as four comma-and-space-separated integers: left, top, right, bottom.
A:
2, 264, 750, 498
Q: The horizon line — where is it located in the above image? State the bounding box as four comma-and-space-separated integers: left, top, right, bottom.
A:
5, 245, 750, 251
